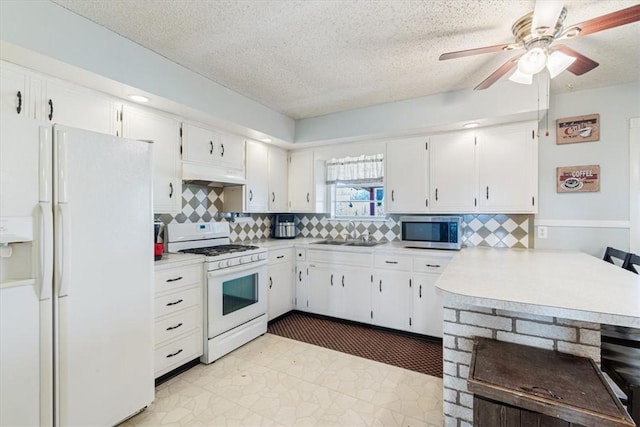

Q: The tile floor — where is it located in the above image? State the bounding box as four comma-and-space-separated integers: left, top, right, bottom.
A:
122, 334, 444, 427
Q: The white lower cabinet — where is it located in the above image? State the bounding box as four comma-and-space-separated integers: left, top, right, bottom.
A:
411, 254, 451, 337
154, 260, 204, 378
294, 249, 309, 311
372, 269, 412, 332
267, 248, 294, 320
307, 264, 333, 315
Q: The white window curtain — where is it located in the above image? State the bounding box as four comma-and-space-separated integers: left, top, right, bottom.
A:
326, 154, 384, 184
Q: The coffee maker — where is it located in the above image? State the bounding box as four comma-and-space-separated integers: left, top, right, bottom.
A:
271, 214, 296, 239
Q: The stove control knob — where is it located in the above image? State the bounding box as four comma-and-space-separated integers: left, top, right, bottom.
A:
251, 255, 258, 262
228, 258, 237, 267
218, 261, 226, 269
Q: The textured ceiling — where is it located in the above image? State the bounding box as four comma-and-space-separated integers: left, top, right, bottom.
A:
53, 0, 640, 119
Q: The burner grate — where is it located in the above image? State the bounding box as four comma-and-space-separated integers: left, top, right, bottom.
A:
180, 244, 259, 257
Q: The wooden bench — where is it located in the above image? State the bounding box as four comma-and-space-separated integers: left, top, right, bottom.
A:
468, 338, 635, 427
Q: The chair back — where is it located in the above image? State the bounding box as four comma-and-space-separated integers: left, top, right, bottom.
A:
603, 246, 631, 267
622, 253, 640, 274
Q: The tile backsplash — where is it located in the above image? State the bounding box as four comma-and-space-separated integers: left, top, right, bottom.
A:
154, 184, 533, 248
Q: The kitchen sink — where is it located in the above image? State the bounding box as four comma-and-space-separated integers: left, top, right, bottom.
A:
312, 239, 383, 247
312, 240, 348, 245
345, 241, 383, 247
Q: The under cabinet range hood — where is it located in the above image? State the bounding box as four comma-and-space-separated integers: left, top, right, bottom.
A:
182, 161, 245, 186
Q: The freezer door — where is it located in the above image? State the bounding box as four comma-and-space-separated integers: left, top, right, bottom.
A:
53, 126, 154, 426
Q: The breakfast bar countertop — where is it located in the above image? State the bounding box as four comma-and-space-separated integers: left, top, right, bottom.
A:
436, 247, 640, 328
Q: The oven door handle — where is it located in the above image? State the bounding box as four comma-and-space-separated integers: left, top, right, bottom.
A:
207, 260, 267, 278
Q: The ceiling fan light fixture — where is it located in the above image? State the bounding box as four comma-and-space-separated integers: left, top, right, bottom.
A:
509, 69, 533, 85
546, 50, 577, 78
518, 47, 547, 75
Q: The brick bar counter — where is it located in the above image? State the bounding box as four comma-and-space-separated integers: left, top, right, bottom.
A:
435, 247, 640, 427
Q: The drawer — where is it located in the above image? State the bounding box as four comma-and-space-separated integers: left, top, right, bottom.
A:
269, 247, 294, 264
307, 249, 372, 267
155, 306, 201, 346
155, 264, 202, 294
296, 248, 306, 261
154, 331, 202, 378
155, 286, 201, 318
412, 256, 451, 274
374, 254, 412, 270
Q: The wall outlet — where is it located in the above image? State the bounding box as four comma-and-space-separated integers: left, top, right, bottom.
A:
537, 226, 548, 239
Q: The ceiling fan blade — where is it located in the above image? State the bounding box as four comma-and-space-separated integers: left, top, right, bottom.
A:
474, 55, 522, 90
439, 43, 517, 61
553, 45, 599, 75
532, 0, 564, 35
564, 4, 640, 38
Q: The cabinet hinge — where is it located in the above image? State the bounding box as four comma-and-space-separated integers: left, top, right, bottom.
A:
119, 110, 123, 122
474, 198, 477, 207
409, 317, 412, 326
307, 300, 309, 308
474, 137, 477, 146
409, 279, 412, 288
532, 196, 535, 206
370, 310, 373, 319
180, 144, 183, 156
425, 198, 428, 208
179, 126, 183, 138
532, 130, 535, 139
370, 274, 373, 283
425, 141, 428, 151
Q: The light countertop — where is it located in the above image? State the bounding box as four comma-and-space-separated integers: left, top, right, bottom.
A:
154, 252, 204, 270
436, 247, 640, 327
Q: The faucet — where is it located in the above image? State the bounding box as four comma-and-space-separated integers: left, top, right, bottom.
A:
346, 221, 357, 240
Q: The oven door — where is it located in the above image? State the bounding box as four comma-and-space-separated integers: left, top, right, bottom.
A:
207, 261, 267, 338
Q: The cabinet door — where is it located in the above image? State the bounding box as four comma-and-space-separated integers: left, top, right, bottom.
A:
122, 105, 182, 214
44, 80, 116, 135
412, 273, 443, 338
0, 63, 31, 120
386, 137, 429, 213
288, 151, 314, 212
218, 131, 245, 170
245, 140, 269, 212
372, 270, 412, 331
340, 268, 372, 324
268, 261, 294, 320
295, 263, 308, 311
269, 147, 289, 212
307, 264, 332, 316
182, 123, 219, 165
430, 132, 477, 213
477, 123, 538, 213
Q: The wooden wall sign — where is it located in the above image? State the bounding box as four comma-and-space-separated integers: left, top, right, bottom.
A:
556, 113, 600, 144
557, 165, 600, 193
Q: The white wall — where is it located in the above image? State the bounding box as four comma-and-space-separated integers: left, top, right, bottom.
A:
535, 82, 640, 256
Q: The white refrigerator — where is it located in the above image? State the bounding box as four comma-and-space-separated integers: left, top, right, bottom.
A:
0, 116, 155, 426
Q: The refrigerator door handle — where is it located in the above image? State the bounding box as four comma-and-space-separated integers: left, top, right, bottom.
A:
38, 202, 53, 301
56, 204, 71, 297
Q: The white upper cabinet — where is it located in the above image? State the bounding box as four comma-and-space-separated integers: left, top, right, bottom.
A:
181, 122, 245, 184
385, 137, 429, 213
476, 122, 538, 213
0, 62, 33, 120
268, 146, 289, 212
43, 79, 117, 136
245, 140, 269, 212
121, 105, 182, 214
429, 131, 477, 213
288, 150, 315, 212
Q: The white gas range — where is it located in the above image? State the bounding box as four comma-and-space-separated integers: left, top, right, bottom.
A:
166, 222, 268, 364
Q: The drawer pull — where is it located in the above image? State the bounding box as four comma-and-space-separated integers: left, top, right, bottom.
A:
276, 255, 284, 259
166, 276, 183, 282
166, 349, 183, 358
269, 277, 273, 289
298, 271, 302, 281
166, 299, 183, 306
425, 264, 441, 268
166, 323, 183, 331
385, 261, 398, 264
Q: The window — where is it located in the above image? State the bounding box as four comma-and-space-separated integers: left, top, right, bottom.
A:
326, 154, 384, 218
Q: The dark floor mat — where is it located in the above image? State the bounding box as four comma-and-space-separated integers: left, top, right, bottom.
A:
268, 312, 442, 378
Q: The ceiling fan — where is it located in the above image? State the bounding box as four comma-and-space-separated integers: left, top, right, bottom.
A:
439, 1, 640, 90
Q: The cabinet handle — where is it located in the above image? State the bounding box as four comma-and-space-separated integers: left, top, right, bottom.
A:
306, 192, 310, 203
419, 285, 422, 298
16, 91, 22, 114
379, 280, 382, 293
276, 255, 284, 259
166, 349, 183, 358
409, 279, 412, 288
48, 99, 53, 121
435, 188, 438, 201
425, 264, 441, 268
391, 190, 395, 202
486, 186, 489, 200
269, 277, 273, 289
385, 260, 398, 264
220, 143, 224, 157
166, 276, 183, 282
166, 299, 183, 306
330, 274, 333, 286
298, 271, 302, 281
342, 275, 344, 287
249, 189, 253, 201
166, 323, 183, 331
209, 141, 214, 155
370, 274, 373, 283
272, 192, 275, 203
169, 182, 174, 198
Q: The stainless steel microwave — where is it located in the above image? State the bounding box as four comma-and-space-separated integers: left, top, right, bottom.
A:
400, 216, 462, 250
